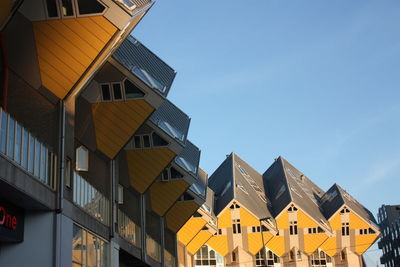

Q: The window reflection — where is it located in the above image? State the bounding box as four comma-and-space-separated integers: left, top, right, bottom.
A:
0, 108, 56, 187
72, 224, 108, 267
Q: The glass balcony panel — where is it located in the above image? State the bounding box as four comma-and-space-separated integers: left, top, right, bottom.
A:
7, 117, 15, 158
34, 138, 41, 177
40, 144, 46, 182
21, 129, 28, 168
0, 110, 7, 153
73, 172, 110, 226
14, 123, 22, 164
146, 234, 161, 262
118, 209, 141, 247
28, 134, 35, 173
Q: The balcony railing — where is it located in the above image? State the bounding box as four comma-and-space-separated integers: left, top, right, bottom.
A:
118, 209, 141, 248
73, 172, 110, 226
146, 234, 161, 262
0, 108, 57, 188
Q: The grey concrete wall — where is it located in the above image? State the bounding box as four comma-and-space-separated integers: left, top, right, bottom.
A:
0, 211, 55, 267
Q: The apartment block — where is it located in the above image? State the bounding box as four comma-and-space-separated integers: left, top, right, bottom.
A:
377, 205, 400, 267
0, 1, 207, 266
177, 154, 380, 267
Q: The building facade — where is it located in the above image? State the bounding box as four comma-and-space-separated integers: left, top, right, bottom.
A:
0, 1, 208, 266
177, 154, 380, 267
377, 205, 400, 267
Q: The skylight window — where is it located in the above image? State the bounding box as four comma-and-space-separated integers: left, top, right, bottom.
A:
132, 67, 166, 93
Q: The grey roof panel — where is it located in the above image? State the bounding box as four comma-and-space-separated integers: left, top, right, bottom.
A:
113, 35, 176, 96
175, 140, 200, 177
320, 183, 378, 227
149, 100, 190, 144
320, 184, 345, 219
232, 153, 275, 224
209, 154, 234, 216
263, 157, 330, 228
263, 159, 292, 217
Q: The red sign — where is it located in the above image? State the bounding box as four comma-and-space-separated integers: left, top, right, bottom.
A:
0, 205, 18, 230
0, 199, 24, 242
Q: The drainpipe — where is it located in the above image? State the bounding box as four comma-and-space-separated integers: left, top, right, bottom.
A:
0, 32, 8, 111
111, 159, 116, 237
54, 100, 66, 267
160, 217, 165, 267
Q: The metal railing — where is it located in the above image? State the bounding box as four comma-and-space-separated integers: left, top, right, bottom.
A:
117, 209, 141, 248
0, 107, 57, 188
73, 172, 110, 226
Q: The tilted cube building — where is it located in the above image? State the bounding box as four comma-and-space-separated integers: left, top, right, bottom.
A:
177, 153, 380, 267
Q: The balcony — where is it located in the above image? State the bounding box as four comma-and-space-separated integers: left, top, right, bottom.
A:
148, 140, 201, 216
0, 107, 56, 188
13, 0, 152, 99
124, 100, 191, 193
73, 172, 110, 226
118, 209, 141, 248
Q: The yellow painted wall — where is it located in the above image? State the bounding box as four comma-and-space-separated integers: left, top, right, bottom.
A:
217, 208, 232, 228
297, 210, 318, 228
329, 213, 341, 231
126, 147, 175, 193
178, 218, 207, 246
303, 233, 328, 255
349, 212, 369, 229
239, 207, 260, 226
266, 236, 285, 257
207, 235, 229, 257
166, 201, 200, 233
150, 179, 190, 216
187, 231, 213, 255
276, 211, 289, 229
319, 237, 338, 257
0, 0, 12, 27
247, 232, 274, 255
92, 100, 154, 159
354, 234, 378, 255
33, 16, 117, 98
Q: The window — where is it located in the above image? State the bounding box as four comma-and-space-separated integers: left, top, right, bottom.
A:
77, 0, 105, 15
61, 0, 74, 16
232, 219, 241, 234
117, 184, 124, 204
342, 222, 349, 236
152, 132, 168, 147
65, 158, 71, 188
288, 204, 298, 212
296, 251, 302, 260
340, 207, 350, 214
194, 245, 220, 266
112, 83, 123, 100
290, 221, 298, 235
311, 250, 331, 267
131, 133, 168, 150
46, 0, 106, 18
124, 79, 145, 99
231, 251, 236, 262
340, 250, 346, 261
76, 146, 89, 171
72, 224, 108, 267
101, 84, 111, 101
46, 0, 59, 17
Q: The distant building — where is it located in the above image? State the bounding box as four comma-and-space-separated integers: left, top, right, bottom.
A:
177, 153, 380, 267
377, 205, 400, 267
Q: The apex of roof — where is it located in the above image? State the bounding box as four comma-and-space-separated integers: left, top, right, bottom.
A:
263, 157, 330, 230
209, 153, 275, 226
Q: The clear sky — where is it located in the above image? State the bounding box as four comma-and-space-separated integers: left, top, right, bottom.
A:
133, 1, 400, 266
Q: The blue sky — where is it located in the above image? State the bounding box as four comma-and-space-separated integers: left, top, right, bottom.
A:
134, 1, 400, 265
